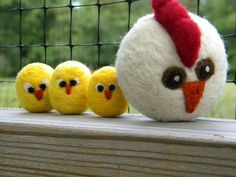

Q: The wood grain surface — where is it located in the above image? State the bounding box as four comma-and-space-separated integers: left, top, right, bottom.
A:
0, 108, 236, 177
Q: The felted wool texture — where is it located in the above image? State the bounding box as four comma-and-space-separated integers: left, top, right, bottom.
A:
16, 63, 54, 113
49, 60, 91, 114
152, 0, 201, 68
115, 13, 227, 121
87, 66, 128, 117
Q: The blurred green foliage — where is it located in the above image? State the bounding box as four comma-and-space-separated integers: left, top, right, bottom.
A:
0, 0, 151, 75
0, 0, 234, 78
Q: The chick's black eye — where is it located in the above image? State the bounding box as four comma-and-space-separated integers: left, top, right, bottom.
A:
109, 84, 116, 91
28, 87, 34, 93
70, 79, 77, 86
39, 83, 46, 90
59, 80, 66, 87
195, 58, 215, 81
162, 67, 187, 89
96, 84, 104, 92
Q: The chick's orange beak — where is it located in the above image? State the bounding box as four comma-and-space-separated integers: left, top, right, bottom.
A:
182, 81, 205, 113
65, 84, 72, 95
34, 90, 44, 101
105, 90, 112, 100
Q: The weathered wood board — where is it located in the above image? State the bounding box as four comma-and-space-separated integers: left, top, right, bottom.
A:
0, 108, 236, 177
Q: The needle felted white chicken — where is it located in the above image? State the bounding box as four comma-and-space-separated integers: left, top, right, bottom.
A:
49, 60, 91, 114
16, 63, 54, 113
115, 0, 228, 121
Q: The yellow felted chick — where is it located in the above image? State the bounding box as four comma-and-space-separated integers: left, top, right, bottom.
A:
16, 63, 54, 112
49, 60, 91, 114
88, 66, 128, 117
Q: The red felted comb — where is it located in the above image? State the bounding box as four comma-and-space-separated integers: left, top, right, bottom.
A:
152, 0, 201, 68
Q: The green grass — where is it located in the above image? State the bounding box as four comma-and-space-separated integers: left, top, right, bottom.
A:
205, 83, 236, 119
0, 81, 19, 108
0, 80, 235, 119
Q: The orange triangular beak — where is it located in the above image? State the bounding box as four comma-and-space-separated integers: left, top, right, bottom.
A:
66, 85, 72, 95
34, 90, 44, 101
182, 81, 205, 113
104, 90, 112, 100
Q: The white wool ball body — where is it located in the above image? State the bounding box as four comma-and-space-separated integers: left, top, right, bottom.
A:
116, 14, 227, 121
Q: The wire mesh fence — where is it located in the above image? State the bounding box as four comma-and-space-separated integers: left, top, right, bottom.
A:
0, 0, 235, 118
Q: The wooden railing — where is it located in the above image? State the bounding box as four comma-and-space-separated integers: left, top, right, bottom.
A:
0, 108, 236, 177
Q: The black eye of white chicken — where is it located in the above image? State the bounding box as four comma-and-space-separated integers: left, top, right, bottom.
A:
195, 58, 215, 81
162, 67, 186, 89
